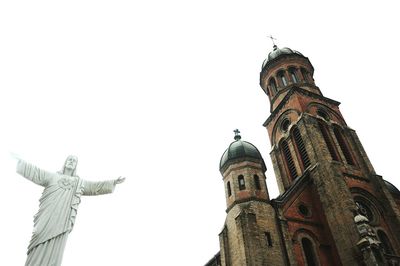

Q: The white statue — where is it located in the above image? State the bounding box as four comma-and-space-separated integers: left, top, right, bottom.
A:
15, 155, 125, 266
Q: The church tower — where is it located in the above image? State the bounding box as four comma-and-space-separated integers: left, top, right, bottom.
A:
218, 130, 286, 266
206, 44, 400, 266
259, 44, 400, 265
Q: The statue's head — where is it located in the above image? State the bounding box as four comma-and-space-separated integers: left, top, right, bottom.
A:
62, 155, 78, 176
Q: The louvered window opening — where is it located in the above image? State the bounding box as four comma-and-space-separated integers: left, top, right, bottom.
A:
333, 127, 355, 165
318, 122, 340, 161
281, 140, 297, 180
292, 127, 311, 169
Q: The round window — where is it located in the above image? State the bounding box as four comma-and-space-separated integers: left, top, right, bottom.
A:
298, 204, 311, 217
355, 201, 374, 222
281, 119, 290, 132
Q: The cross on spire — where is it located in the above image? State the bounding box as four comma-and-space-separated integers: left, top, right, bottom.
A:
267, 35, 278, 49
233, 129, 241, 141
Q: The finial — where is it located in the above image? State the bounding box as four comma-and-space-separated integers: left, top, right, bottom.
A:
267, 35, 278, 50
233, 129, 241, 141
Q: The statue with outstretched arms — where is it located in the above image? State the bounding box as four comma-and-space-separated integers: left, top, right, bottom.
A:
15, 155, 125, 266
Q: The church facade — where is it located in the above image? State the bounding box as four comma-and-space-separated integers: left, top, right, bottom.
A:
206, 45, 400, 266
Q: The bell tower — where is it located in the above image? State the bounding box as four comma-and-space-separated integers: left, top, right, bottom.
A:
207, 43, 400, 266
260, 44, 321, 113
260, 44, 400, 265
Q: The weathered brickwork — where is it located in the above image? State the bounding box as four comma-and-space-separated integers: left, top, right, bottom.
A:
220, 200, 286, 266
207, 46, 400, 266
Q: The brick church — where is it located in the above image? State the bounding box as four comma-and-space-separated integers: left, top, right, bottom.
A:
205, 45, 400, 266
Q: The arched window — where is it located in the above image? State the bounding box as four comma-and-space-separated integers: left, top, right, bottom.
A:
301, 238, 318, 266
281, 140, 297, 180
269, 78, 277, 94
278, 71, 288, 86
265, 232, 273, 247
254, 175, 261, 190
318, 121, 340, 161
289, 68, 298, 83
377, 230, 394, 255
333, 126, 356, 165
316, 109, 330, 121
238, 175, 245, 190
301, 68, 309, 82
292, 127, 311, 170
227, 181, 232, 197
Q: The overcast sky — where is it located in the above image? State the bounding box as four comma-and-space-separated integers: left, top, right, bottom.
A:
1, 0, 400, 265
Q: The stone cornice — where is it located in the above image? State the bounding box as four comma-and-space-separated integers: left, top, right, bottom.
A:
263, 87, 341, 127
260, 54, 314, 74
220, 158, 265, 177
225, 197, 270, 213
343, 172, 370, 182
269, 83, 321, 108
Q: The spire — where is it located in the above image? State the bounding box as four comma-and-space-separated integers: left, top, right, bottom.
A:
233, 129, 241, 141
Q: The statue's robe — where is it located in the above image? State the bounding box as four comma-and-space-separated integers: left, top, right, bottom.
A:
17, 160, 116, 266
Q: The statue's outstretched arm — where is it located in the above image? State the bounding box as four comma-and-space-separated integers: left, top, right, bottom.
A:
16, 159, 55, 187
115, 176, 126, 184
82, 177, 125, 196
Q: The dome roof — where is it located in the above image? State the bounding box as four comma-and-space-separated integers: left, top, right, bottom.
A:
384, 180, 400, 197
262, 45, 304, 69
219, 133, 266, 173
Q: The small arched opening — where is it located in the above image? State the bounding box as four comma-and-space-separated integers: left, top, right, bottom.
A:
289, 67, 298, 83
278, 71, 288, 87
301, 237, 318, 266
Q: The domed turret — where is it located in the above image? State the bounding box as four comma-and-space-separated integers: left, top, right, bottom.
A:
219, 130, 270, 210
259, 44, 319, 112
262, 45, 304, 69
219, 130, 266, 174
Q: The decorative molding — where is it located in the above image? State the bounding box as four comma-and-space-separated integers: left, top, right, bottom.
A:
260, 53, 314, 74
221, 158, 265, 176
226, 197, 270, 213
264, 87, 341, 127
343, 172, 370, 182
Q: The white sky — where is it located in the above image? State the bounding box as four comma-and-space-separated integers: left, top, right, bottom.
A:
1, 1, 399, 265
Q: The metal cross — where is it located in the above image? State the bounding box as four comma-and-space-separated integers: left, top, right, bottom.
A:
267, 35, 277, 46
233, 129, 241, 136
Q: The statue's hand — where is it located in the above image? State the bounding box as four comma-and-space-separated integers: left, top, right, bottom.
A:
115, 176, 126, 185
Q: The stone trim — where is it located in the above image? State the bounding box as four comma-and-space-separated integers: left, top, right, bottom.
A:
264, 87, 341, 127
221, 159, 265, 177
343, 172, 370, 182
260, 54, 314, 73
225, 197, 269, 213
